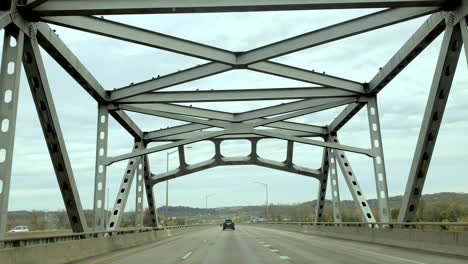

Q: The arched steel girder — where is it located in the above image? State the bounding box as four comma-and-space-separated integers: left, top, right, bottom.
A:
149, 139, 321, 186
150, 156, 321, 186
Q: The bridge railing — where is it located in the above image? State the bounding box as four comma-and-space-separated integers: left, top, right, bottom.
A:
256, 222, 468, 231
0, 224, 210, 249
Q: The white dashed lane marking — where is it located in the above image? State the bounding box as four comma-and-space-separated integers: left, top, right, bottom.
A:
280, 256, 290, 260
181, 251, 192, 260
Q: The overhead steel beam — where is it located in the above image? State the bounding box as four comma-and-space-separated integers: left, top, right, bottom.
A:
107, 130, 227, 165
399, 23, 462, 223
107, 109, 142, 140
36, 22, 107, 102
329, 13, 447, 133
253, 130, 373, 156
0, 26, 24, 239
368, 13, 446, 94
238, 7, 441, 65
123, 102, 234, 122
0, 11, 12, 29
30, 0, 446, 16
151, 156, 321, 185
41, 16, 237, 65
144, 121, 327, 141
35, 23, 142, 138
329, 103, 366, 132
249, 62, 365, 93
235, 97, 356, 122
246, 98, 356, 128
110, 63, 232, 101
22, 35, 88, 233
120, 104, 227, 129
116, 87, 358, 103
44, 15, 366, 96
147, 130, 321, 142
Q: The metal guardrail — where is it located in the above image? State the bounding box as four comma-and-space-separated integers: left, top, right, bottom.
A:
0, 224, 210, 249
255, 222, 468, 230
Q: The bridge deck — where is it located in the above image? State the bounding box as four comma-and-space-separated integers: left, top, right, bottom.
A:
76, 225, 467, 264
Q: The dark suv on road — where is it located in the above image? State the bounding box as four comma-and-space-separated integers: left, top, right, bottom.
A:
222, 219, 235, 230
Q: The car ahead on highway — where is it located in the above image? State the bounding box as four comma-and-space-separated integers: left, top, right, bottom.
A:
9, 226, 29, 232
222, 219, 235, 230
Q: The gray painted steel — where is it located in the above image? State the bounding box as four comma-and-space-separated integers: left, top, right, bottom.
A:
22, 35, 88, 233
0, 0, 467, 238
0, 26, 23, 239
399, 22, 463, 222
93, 104, 109, 231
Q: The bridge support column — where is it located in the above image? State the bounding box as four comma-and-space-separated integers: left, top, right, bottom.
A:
143, 155, 159, 227
0, 25, 23, 239
108, 142, 142, 231
135, 147, 145, 228
314, 147, 329, 222
328, 148, 342, 223
366, 96, 391, 222
22, 33, 89, 233
331, 135, 376, 222
93, 104, 109, 231
462, 18, 468, 65
399, 22, 462, 223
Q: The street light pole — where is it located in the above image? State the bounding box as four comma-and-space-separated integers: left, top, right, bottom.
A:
164, 146, 192, 226
255, 182, 269, 221
205, 194, 214, 219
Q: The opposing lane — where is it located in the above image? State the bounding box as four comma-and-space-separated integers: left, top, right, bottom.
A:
76, 225, 468, 264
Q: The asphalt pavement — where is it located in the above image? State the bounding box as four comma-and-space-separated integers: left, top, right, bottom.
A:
75, 225, 468, 264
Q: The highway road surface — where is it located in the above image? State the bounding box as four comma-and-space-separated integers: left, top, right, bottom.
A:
76, 225, 468, 264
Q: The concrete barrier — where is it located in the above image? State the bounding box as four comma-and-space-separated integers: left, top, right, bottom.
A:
0, 225, 210, 264
253, 223, 468, 257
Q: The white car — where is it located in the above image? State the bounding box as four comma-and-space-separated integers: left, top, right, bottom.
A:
9, 226, 29, 232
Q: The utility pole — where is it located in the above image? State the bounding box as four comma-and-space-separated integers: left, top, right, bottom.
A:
165, 146, 192, 226
255, 182, 269, 221
205, 194, 214, 221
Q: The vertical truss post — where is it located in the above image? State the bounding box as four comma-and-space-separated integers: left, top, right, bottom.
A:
285, 140, 294, 165
108, 142, 142, 231
399, 23, 462, 222
328, 148, 342, 223
0, 25, 23, 239
330, 135, 376, 222
22, 33, 89, 233
367, 97, 391, 222
315, 147, 329, 222
460, 17, 468, 66
178, 145, 187, 170
93, 104, 108, 231
135, 148, 144, 228
143, 154, 159, 227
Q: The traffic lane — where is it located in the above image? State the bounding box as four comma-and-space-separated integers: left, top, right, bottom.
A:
242, 225, 468, 264
75, 226, 289, 264
74, 227, 220, 264
187, 227, 287, 264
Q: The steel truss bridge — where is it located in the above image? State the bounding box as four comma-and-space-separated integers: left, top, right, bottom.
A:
0, 0, 467, 240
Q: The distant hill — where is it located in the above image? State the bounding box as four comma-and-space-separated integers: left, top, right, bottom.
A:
7, 192, 468, 229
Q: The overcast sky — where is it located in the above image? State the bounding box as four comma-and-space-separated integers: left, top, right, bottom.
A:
3, 8, 468, 213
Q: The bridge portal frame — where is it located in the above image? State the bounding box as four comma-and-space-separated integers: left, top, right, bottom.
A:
0, 0, 466, 236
